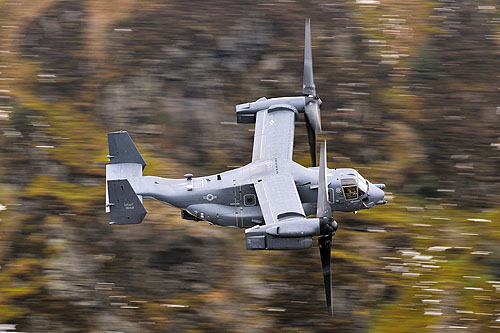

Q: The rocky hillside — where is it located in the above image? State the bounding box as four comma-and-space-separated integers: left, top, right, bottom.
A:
0, 0, 499, 332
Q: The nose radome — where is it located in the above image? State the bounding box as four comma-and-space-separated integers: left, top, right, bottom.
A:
370, 185, 385, 205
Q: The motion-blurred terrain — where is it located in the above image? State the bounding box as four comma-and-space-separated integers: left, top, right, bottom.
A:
0, 0, 499, 332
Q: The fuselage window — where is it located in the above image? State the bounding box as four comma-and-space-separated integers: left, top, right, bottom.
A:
244, 194, 257, 206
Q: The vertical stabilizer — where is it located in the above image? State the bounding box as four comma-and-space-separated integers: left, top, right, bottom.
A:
107, 131, 146, 168
105, 132, 147, 224
107, 179, 147, 225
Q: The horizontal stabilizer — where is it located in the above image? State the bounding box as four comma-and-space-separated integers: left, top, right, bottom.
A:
107, 179, 147, 225
108, 131, 146, 169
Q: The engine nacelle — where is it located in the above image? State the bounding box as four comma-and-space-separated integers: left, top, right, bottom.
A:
244, 218, 320, 250
265, 217, 321, 238
246, 233, 313, 250
235, 96, 305, 123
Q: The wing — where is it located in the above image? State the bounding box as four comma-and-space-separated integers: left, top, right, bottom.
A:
254, 174, 305, 225
252, 107, 296, 162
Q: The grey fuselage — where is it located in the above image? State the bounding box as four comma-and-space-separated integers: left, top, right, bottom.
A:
122, 158, 385, 228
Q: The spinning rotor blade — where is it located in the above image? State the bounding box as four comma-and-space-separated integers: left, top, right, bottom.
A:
317, 142, 335, 316
302, 19, 322, 166
317, 141, 331, 219
305, 100, 321, 133
305, 115, 317, 167
303, 18, 316, 97
319, 235, 333, 316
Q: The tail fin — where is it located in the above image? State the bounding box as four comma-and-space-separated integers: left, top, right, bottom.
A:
107, 179, 147, 225
106, 131, 147, 224
107, 131, 146, 168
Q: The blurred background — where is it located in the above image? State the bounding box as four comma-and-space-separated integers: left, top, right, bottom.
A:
0, 0, 499, 331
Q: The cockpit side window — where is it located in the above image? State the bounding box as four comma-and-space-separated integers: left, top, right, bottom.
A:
341, 178, 358, 200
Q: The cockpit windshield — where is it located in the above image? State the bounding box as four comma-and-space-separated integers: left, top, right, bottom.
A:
357, 172, 368, 194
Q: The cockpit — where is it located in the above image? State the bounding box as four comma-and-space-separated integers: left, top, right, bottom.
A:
339, 170, 368, 201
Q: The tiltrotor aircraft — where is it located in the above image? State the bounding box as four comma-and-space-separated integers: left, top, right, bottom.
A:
105, 19, 386, 316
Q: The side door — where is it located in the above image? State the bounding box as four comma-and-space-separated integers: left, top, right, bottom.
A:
233, 180, 244, 227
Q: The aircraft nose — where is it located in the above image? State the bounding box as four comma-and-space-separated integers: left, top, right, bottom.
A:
369, 185, 386, 205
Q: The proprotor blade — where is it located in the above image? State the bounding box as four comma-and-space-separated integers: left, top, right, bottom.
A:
305, 115, 317, 166
319, 235, 333, 316
317, 141, 331, 218
305, 100, 321, 133
303, 19, 322, 163
303, 18, 316, 97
